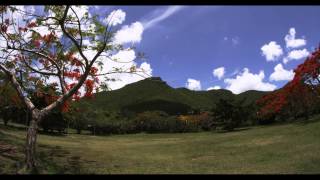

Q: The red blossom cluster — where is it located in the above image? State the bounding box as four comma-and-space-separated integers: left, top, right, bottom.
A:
0, 18, 9, 32
27, 22, 37, 28
33, 40, 41, 48
18, 27, 28, 32
64, 71, 81, 80
0, 24, 7, 32
65, 52, 83, 67
257, 46, 320, 119
84, 79, 94, 98
42, 31, 57, 44
90, 67, 98, 75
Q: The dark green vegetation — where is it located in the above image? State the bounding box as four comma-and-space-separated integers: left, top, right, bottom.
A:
59, 77, 267, 134
1, 118, 320, 174
78, 77, 266, 112
2, 77, 314, 135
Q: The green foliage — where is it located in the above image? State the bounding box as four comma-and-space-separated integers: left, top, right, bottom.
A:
40, 112, 67, 133
212, 99, 248, 131
64, 77, 273, 134
133, 111, 179, 133
122, 99, 193, 115
74, 77, 266, 118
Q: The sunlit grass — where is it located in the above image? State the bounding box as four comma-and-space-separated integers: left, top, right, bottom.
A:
1, 119, 320, 174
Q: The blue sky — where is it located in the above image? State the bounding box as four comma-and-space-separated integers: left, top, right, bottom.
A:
100, 5, 320, 93
31, 6, 320, 93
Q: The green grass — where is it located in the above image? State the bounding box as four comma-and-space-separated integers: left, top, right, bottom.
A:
1, 119, 320, 174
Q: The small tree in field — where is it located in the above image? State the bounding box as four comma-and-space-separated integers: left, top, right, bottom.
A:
0, 6, 148, 172
212, 99, 245, 131
257, 46, 320, 121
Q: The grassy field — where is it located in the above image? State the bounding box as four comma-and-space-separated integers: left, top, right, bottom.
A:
1, 119, 320, 174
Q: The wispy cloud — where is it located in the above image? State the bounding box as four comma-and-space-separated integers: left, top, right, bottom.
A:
142, 6, 185, 30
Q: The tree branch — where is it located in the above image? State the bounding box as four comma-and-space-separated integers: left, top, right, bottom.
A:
0, 63, 35, 111
8, 46, 61, 73
70, 6, 83, 49
59, 6, 89, 66
21, 59, 58, 76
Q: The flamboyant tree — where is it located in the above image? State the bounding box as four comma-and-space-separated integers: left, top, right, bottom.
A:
0, 5, 149, 171
257, 46, 320, 121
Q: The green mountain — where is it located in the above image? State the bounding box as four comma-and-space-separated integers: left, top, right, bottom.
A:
76, 77, 269, 114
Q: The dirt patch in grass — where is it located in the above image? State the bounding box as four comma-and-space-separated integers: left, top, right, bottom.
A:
250, 136, 283, 146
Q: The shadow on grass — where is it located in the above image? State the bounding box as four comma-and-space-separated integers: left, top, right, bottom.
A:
0, 124, 27, 132
38, 131, 67, 137
292, 115, 320, 126
37, 145, 97, 174
216, 127, 251, 134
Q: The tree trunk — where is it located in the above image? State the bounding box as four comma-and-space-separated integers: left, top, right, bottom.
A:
4, 119, 8, 126
25, 109, 41, 173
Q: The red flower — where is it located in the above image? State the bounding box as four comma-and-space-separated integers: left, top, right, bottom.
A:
18, 27, 28, 32
27, 22, 37, 28
63, 71, 81, 80
42, 32, 56, 44
90, 67, 98, 75
0, 25, 7, 32
84, 79, 95, 98
33, 40, 41, 48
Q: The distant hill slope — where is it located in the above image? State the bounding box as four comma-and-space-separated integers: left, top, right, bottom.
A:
75, 77, 270, 114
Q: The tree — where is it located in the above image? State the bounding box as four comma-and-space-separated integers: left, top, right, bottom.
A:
63, 105, 88, 134
211, 99, 246, 131
257, 46, 320, 121
0, 6, 148, 171
0, 72, 27, 126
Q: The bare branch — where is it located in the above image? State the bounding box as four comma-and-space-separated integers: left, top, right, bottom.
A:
70, 6, 83, 48
7, 46, 61, 73
21, 59, 58, 76
59, 6, 89, 66
94, 70, 151, 79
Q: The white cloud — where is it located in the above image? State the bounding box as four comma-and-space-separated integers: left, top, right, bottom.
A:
269, 63, 294, 81
284, 28, 306, 49
104, 9, 126, 26
0, 37, 7, 62
207, 86, 221, 90
186, 78, 201, 91
287, 48, 309, 61
283, 57, 289, 64
231, 37, 240, 45
75, 14, 150, 91
111, 49, 136, 62
213, 67, 225, 80
139, 62, 153, 76
68, 6, 89, 20
98, 50, 153, 90
102, 63, 152, 91
261, 41, 283, 61
224, 68, 276, 94
114, 22, 144, 45
142, 6, 184, 30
